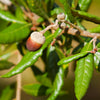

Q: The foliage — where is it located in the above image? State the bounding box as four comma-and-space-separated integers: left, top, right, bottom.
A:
0, 0, 100, 100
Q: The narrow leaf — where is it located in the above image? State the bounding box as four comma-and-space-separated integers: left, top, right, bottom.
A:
27, 0, 49, 20
74, 43, 94, 100
72, 9, 100, 24
0, 19, 9, 31
47, 67, 65, 100
0, 10, 26, 24
36, 74, 52, 87
77, 0, 92, 11
59, 0, 74, 22
1, 29, 62, 77
0, 23, 31, 44
0, 60, 14, 70
0, 86, 14, 100
47, 46, 67, 100
46, 45, 60, 81
58, 52, 88, 65
94, 52, 100, 71
23, 84, 52, 96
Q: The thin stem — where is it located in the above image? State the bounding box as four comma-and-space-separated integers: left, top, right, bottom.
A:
16, 74, 21, 100
64, 20, 83, 33
16, 52, 22, 100
40, 20, 59, 34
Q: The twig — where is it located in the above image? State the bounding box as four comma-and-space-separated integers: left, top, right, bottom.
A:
40, 20, 59, 34
65, 27, 100, 38
16, 74, 21, 100
16, 52, 22, 100
21, 7, 39, 25
64, 20, 83, 33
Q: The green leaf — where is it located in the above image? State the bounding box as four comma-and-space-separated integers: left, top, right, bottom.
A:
0, 60, 14, 70
0, 23, 31, 44
72, 9, 100, 24
45, 0, 55, 15
88, 25, 100, 33
47, 46, 67, 100
46, 45, 60, 81
77, 0, 92, 11
0, 10, 26, 24
72, 43, 84, 54
1, 28, 62, 77
0, 19, 9, 31
94, 52, 100, 71
36, 73, 52, 87
0, 86, 14, 100
74, 42, 94, 100
50, 8, 65, 16
47, 67, 65, 100
59, 0, 74, 22
15, 7, 25, 21
27, 0, 49, 20
23, 84, 52, 96
58, 52, 88, 66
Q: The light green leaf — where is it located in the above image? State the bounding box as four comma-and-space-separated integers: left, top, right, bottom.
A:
78, 0, 92, 11
0, 23, 31, 44
58, 52, 88, 65
0, 10, 26, 24
74, 42, 94, 100
23, 84, 52, 96
0, 86, 14, 100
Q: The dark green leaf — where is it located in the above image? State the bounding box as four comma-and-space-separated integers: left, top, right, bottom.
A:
72, 9, 100, 24
59, 0, 74, 22
0, 10, 26, 24
46, 45, 59, 81
0, 23, 31, 44
1, 28, 62, 77
55, 47, 65, 59
0, 60, 14, 70
45, 0, 55, 14
47, 46, 67, 100
77, 0, 92, 11
58, 52, 88, 66
72, 43, 84, 54
36, 74, 52, 87
47, 67, 65, 100
23, 84, 52, 96
74, 42, 94, 100
31, 65, 43, 76
0, 86, 14, 100
0, 19, 9, 31
27, 0, 49, 20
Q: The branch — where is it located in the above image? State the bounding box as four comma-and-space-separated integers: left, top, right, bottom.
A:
65, 27, 100, 38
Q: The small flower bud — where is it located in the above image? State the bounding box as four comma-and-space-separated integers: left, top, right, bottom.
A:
60, 22, 66, 29
57, 13, 65, 21
26, 32, 45, 51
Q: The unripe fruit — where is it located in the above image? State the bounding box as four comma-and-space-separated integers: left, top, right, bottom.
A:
26, 32, 45, 51
57, 13, 65, 21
